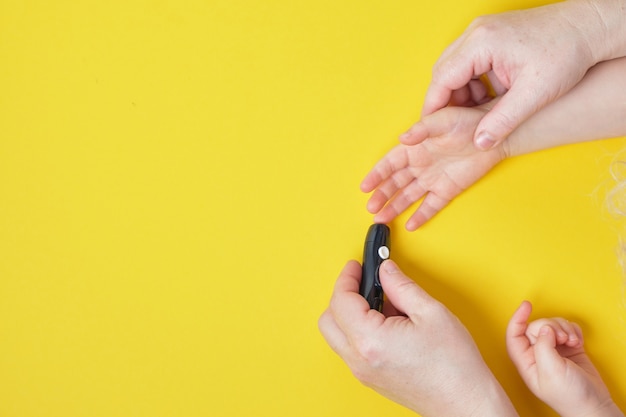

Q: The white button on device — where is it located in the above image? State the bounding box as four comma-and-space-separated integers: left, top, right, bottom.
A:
378, 246, 390, 260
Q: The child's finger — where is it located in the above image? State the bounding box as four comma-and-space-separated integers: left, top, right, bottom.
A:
448, 80, 490, 107
533, 325, 566, 375
571, 322, 584, 347
552, 318, 583, 348
399, 121, 430, 145
361, 146, 408, 193
366, 169, 418, 214
361, 163, 389, 193
405, 192, 452, 231
505, 301, 533, 368
366, 189, 392, 215
400, 107, 460, 145
527, 318, 582, 348
374, 180, 427, 225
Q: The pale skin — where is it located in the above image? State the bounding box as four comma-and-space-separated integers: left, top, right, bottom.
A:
322, 0, 626, 414
321, 48, 626, 417
363, 56, 626, 231
423, 0, 626, 150
318, 260, 520, 417
319, 261, 625, 417
507, 301, 625, 417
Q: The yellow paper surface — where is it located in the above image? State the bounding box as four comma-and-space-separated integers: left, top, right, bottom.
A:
1, 1, 624, 416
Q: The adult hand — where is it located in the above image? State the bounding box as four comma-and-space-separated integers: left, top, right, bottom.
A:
319, 260, 519, 417
421, 0, 614, 151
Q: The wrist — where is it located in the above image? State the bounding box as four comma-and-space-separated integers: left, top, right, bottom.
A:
570, 0, 626, 63
466, 376, 520, 417
553, 396, 625, 417
576, 399, 625, 417
413, 367, 519, 417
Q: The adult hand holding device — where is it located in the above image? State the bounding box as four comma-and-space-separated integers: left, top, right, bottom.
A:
318, 260, 519, 417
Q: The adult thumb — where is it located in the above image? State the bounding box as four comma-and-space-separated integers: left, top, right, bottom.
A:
473, 83, 545, 150
379, 260, 428, 317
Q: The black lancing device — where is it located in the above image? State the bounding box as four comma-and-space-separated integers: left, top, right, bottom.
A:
359, 223, 390, 312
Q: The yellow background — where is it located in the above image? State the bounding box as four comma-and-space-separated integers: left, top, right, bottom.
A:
1, 0, 625, 416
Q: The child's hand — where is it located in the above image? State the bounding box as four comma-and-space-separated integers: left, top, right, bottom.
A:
506, 301, 624, 417
361, 105, 506, 231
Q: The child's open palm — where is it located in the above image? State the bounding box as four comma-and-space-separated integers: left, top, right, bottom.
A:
361, 106, 506, 230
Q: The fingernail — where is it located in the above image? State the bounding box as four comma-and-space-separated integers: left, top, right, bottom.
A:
475, 132, 495, 150
383, 259, 398, 273
399, 132, 411, 142
539, 325, 550, 336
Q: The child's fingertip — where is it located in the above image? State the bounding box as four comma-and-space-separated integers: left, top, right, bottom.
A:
373, 213, 392, 226
360, 184, 369, 193
399, 122, 428, 145
566, 339, 579, 348
405, 219, 419, 232
556, 330, 569, 343
566, 335, 583, 348
539, 325, 551, 336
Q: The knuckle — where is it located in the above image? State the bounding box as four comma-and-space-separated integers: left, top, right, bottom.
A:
467, 15, 498, 39
328, 296, 342, 317
345, 336, 386, 386
317, 311, 330, 332
401, 184, 423, 206
353, 336, 384, 369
